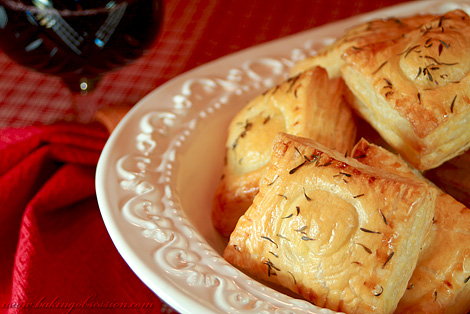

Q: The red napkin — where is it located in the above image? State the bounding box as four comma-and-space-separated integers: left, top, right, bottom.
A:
0, 122, 176, 313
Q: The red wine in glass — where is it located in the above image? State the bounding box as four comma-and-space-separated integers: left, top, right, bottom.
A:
0, 0, 162, 94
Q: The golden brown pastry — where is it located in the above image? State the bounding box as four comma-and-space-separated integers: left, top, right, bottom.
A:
224, 133, 436, 314
350, 138, 422, 180
212, 66, 357, 237
351, 138, 470, 314
290, 13, 435, 78
341, 9, 470, 171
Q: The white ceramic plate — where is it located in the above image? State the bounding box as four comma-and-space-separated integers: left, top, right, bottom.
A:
96, 1, 470, 313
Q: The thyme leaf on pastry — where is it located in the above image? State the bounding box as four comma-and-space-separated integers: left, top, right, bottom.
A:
382, 251, 395, 268
424, 55, 458, 66
379, 209, 388, 225
277, 234, 291, 241
271, 84, 281, 95
241, 120, 253, 137
318, 160, 333, 167
287, 74, 301, 93
264, 259, 280, 277
424, 37, 433, 48
333, 171, 351, 179
231, 120, 253, 149
294, 146, 313, 162
439, 39, 450, 48
437, 16, 450, 28
403, 44, 420, 58
269, 251, 279, 258
294, 225, 308, 233
309, 153, 322, 166
415, 66, 422, 79
383, 78, 393, 87
451, 95, 457, 113
423, 67, 434, 83
261, 236, 278, 248
267, 174, 279, 186
394, 18, 404, 25
373, 285, 384, 297
372, 61, 388, 74
353, 193, 365, 198
421, 25, 432, 36
360, 228, 382, 234
357, 243, 373, 254
303, 187, 312, 201
289, 160, 308, 174
288, 271, 297, 285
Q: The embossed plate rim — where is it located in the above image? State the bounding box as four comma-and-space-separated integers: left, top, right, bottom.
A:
96, 1, 469, 313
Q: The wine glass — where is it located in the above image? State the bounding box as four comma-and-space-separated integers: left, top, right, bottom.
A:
0, 0, 163, 121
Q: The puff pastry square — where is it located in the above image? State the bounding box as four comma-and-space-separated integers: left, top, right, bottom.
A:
290, 13, 435, 78
351, 138, 470, 314
224, 133, 436, 314
341, 9, 470, 171
212, 66, 357, 237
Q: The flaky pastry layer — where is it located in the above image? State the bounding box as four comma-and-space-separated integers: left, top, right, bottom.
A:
212, 66, 356, 237
290, 14, 435, 78
341, 9, 470, 170
224, 133, 436, 314
351, 138, 470, 314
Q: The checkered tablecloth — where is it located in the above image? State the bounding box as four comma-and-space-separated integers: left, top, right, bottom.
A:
0, 0, 410, 128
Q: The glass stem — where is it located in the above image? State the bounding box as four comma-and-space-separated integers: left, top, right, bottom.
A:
62, 76, 101, 95
62, 76, 102, 123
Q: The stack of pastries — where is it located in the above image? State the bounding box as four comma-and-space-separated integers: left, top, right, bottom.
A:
212, 8, 470, 314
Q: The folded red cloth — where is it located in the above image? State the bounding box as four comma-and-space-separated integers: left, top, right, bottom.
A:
0, 122, 175, 313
